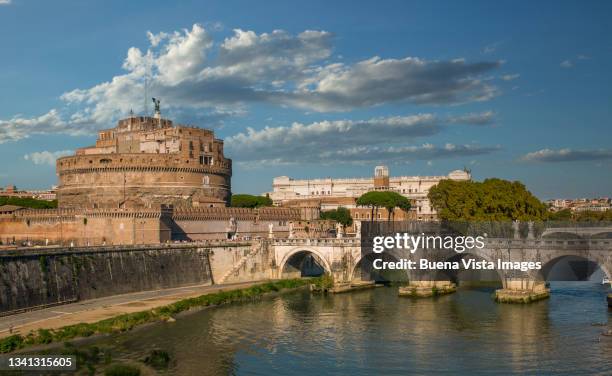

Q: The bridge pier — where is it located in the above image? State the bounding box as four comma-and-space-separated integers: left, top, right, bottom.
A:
398, 280, 457, 298
495, 279, 550, 303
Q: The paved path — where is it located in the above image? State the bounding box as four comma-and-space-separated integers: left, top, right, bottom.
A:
0, 281, 262, 339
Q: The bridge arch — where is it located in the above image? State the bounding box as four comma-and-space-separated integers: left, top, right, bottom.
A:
278, 247, 333, 279
536, 253, 611, 282
591, 232, 612, 239
351, 252, 408, 283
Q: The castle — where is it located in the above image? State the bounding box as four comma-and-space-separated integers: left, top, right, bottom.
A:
57, 114, 232, 209
0, 111, 299, 246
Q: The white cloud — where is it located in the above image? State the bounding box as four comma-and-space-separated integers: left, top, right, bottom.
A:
234, 143, 499, 167
290, 57, 500, 111
482, 41, 502, 54
24, 150, 73, 166
0, 109, 96, 144
226, 112, 497, 165
0, 24, 502, 143
500, 74, 520, 81
0, 0, 11, 5
560, 60, 573, 68
522, 148, 612, 162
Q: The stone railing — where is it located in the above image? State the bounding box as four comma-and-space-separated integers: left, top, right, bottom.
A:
0, 240, 254, 257
172, 207, 300, 221
485, 237, 612, 250
273, 237, 360, 247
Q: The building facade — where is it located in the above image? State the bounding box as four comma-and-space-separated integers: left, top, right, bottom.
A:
270, 166, 471, 220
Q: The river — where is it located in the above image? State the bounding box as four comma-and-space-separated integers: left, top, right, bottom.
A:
69, 281, 612, 375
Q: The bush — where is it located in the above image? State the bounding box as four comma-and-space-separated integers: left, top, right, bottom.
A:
104, 364, 141, 376
144, 349, 171, 369
0, 335, 23, 353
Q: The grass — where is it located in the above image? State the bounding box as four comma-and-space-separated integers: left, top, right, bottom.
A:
104, 363, 141, 376
310, 273, 334, 291
0, 278, 315, 353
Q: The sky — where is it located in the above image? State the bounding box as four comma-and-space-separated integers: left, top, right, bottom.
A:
0, 0, 610, 199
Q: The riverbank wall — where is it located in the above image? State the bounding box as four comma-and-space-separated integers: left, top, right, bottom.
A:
0, 243, 264, 315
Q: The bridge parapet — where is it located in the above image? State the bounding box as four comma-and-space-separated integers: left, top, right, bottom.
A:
273, 238, 360, 247
486, 237, 612, 251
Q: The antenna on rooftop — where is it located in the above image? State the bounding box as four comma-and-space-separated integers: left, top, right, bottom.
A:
144, 52, 150, 116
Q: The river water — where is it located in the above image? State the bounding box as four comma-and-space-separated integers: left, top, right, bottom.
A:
83, 282, 610, 375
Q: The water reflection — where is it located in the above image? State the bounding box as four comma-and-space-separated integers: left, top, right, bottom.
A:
83, 282, 611, 375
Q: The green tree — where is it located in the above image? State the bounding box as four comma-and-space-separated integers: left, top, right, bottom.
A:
356, 191, 412, 222
573, 210, 612, 222
547, 209, 572, 221
428, 178, 548, 221
0, 196, 57, 209
230, 194, 273, 208
320, 207, 353, 227
356, 191, 385, 222
380, 191, 412, 221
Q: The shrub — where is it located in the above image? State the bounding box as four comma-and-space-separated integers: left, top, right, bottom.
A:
144, 349, 171, 369
104, 364, 141, 376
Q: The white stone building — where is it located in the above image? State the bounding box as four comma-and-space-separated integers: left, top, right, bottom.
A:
269, 166, 471, 220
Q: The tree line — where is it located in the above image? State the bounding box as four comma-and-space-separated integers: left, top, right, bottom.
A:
0, 196, 57, 209
428, 178, 610, 222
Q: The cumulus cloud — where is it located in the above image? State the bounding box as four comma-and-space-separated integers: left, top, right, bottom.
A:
226, 112, 498, 165
0, 24, 501, 143
290, 57, 500, 111
24, 150, 74, 166
560, 60, 573, 68
521, 148, 612, 162
0, 109, 98, 144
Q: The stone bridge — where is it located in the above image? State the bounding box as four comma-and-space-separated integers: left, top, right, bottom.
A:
271, 224, 612, 302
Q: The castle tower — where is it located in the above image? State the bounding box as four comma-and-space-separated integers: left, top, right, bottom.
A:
56, 116, 232, 210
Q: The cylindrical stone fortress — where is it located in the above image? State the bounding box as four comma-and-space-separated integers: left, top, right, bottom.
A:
56, 115, 232, 209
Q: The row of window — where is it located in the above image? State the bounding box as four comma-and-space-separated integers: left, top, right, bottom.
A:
352, 207, 423, 219
306, 188, 422, 195
311, 191, 332, 195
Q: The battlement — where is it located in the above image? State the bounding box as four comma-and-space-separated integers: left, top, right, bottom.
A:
171, 206, 300, 221
0, 208, 165, 222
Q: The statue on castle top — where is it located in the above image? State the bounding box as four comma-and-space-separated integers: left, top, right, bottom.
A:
152, 97, 161, 114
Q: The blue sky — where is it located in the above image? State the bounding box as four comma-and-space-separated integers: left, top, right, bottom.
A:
0, 0, 610, 199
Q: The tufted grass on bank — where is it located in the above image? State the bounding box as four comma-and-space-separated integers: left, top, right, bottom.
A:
0, 278, 315, 353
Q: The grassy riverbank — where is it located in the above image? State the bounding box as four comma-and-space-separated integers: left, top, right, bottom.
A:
0, 278, 315, 353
